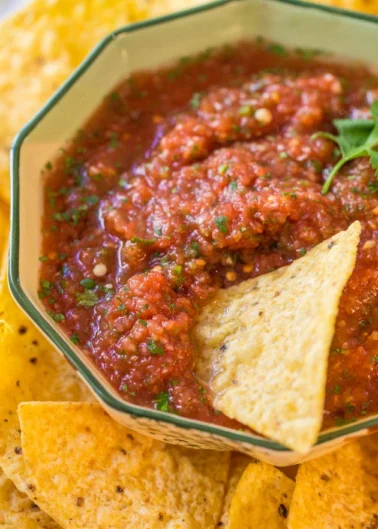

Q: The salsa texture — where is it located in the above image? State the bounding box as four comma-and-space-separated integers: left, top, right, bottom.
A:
40, 41, 378, 430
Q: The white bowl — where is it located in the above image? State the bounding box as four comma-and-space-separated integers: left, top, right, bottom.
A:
10, 0, 378, 465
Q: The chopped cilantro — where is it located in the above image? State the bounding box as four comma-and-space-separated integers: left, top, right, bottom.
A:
82, 195, 99, 205
109, 132, 119, 149
47, 311, 65, 323
147, 338, 165, 355
268, 43, 287, 57
218, 164, 229, 175
332, 384, 341, 394
190, 92, 201, 109
229, 181, 238, 190
154, 392, 169, 412
214, 215, 228, 234
130, 236, 156, 245
77, 290, 99, 308
80, 278, 96, 289
138, 319, 148, 327
70, 334, 80, 345
190, 241, 201, 257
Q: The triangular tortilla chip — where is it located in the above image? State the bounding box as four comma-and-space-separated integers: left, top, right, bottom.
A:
228, 461, 294, 529
0, 467, 60, 529
288, 440, 378, 529
17, 402, 230, 529
194, 222, 361, 452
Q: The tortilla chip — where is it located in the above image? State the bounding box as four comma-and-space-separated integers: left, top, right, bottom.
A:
0, 467, 60, 529
228, 461, 294, 529
288, 441, 378, 529
17, 401, 230, 529
219, 453, 253, 528
0, 251, 92, 491
194, 222, 361, 453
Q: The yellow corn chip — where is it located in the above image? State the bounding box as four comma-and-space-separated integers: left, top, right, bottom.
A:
288, 440, 378, 529
219, 453, 253, 528
0, 250, 91, 492
228, 461, 294, 529
0, 467, 60, 529
17, 401, 230, 529
194, 222, 361, 453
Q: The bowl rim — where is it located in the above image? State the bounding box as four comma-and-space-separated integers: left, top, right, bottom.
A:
9, 0, 378, 453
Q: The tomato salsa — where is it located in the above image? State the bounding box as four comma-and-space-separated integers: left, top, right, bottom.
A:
40, 40, 378, 430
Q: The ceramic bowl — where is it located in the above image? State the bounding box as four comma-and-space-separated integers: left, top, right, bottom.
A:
10, 0, 378, 465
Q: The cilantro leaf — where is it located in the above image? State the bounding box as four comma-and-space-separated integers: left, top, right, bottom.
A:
154, 392, 169, 412
314, 102, 378, 194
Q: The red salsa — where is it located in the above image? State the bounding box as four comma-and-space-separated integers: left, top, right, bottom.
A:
40, 40, 378, 430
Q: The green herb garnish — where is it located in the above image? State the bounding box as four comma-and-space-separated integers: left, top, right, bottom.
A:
77, 290, 99, 308
70, 334, 80, 345
130, 236, 156, 245
214, 215, 228, 234
315, 102, 378, 194
190, 92, 201, 109
147, 338, 165, 356
80, 278, 96, 289
154, 392, 169, 412
47, 311, 65, 322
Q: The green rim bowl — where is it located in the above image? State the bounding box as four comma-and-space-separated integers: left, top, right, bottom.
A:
9, 0, 378, 465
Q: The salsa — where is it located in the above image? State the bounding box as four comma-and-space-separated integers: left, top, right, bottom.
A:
40, 40, 378, 431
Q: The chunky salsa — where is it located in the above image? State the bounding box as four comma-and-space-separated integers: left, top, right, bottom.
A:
40, 40, 378, 430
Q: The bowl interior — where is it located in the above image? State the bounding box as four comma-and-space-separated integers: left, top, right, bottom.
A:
10, 0, 378, 455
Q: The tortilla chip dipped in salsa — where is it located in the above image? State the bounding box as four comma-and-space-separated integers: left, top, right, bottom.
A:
194, 222, 361, 453
17, 402, 230, 529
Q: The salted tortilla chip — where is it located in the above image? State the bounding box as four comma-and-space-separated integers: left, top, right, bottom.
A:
17, 401, 230, 529
219, 453, 253, 528
0, 467, 60, 529
194, 222, 361, 453
0, 251, 91, 492
228, 461, 294, 529
288, 440, 378, 529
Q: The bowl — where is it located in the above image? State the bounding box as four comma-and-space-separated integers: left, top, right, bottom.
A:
9, 0, 378, 465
